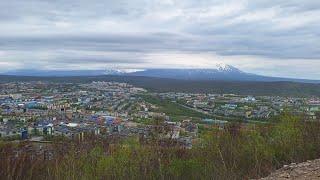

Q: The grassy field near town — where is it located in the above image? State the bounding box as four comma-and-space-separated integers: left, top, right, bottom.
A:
140, 94, 210, 121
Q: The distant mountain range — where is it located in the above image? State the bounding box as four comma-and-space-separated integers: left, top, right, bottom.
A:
1, 69, 107, 77
125, 68, 320, 83
1, 63, 320, 83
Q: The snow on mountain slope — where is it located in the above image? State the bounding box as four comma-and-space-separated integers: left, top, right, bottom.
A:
104, 69, 144, 75
2, 63, 319, 83
123, 63, 246, 80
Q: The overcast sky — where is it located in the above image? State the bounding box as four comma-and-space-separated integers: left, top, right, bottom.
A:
0, 0, 320, 79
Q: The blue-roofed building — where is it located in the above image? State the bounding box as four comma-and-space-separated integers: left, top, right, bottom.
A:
26, 101, 39, 109
105, 116, 116, 126
21, 129, 28, 140
202, 119, 228, 128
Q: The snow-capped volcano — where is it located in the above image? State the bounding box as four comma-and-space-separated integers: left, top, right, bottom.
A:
118, 64, 248, 80
2, 64, 319, 83
104, 68, 144, 75
105, 63, 243, 75
214, 63, 243, 73
215, 63, 232, 71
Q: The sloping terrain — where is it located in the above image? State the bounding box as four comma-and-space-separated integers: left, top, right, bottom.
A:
261, 159, 320, 180
3, 64, 320, 83
1, 75, 320, 96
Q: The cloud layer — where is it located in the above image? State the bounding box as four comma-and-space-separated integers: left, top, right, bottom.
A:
0, 0, 320, 79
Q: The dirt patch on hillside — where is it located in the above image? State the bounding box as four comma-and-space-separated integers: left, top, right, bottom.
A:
261, 159, 320, 180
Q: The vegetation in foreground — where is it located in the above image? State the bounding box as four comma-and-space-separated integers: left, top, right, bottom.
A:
1, 114, 320, 180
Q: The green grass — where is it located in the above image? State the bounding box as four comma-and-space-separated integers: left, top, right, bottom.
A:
133, 118, 155, 125
140, 94, 210, 121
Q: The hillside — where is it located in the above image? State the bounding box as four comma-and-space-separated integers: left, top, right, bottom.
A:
126, 68, 320, 83
0, 75, 320, 97
262, 159, 320, 180
3, 64, 320, 83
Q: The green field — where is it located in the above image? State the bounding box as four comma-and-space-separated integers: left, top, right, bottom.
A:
140, 94, 210, 121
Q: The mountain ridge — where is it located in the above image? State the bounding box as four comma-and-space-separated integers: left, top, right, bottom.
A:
1, 64, 320, 83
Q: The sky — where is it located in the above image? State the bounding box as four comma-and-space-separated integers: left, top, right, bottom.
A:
0, 0, 320, 79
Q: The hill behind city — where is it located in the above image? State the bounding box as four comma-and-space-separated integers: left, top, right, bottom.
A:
1, 75, 320, 97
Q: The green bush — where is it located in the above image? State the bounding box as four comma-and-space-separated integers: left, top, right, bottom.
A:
1, 114, 320, 179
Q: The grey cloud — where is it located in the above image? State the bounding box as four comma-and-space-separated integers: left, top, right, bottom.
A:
0, 0, 320, 78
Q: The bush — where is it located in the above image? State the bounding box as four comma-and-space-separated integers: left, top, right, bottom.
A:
1, 114, 320, 179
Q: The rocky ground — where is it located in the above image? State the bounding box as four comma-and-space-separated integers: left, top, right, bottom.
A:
261, 159, 320, 179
